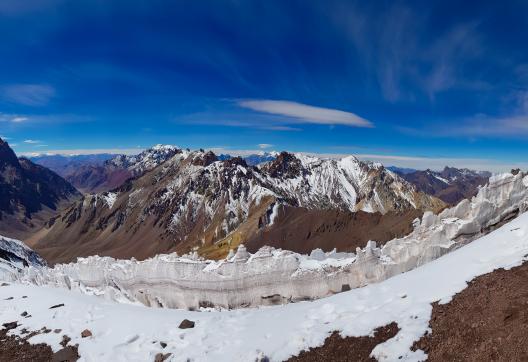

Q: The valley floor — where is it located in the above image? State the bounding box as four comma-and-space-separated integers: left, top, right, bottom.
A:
1, 212, 528, 361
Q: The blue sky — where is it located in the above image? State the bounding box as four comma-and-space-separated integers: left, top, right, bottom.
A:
1, 0, 528, 171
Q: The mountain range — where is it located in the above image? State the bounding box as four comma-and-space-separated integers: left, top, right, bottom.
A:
1, 139, 496, 266
394, 167, 492, 205
31, 148, 445, 264
31, 149, 280, 194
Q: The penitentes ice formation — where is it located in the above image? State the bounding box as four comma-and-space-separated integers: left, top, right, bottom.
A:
16, 172, 528, 310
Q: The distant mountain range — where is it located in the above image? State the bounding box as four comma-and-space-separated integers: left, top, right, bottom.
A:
2, 140, 497, 265
0, 138, 81, 239
31, 149, 280, 193
392, 167, 491, 205
32, 148, 445, 264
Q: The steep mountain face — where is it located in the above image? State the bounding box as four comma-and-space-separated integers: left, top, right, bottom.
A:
0, 138, 81, 239
40, 145, 181, 194
397, 167, 491, 205
33, 148, 445, 264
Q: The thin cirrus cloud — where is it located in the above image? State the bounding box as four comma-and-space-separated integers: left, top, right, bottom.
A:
238, 100, 374, 128
0, 113, 29, 123
258, 143, 273, 149
11, 116, 28, 122
23, 139, 42, 144
1, 84, 55, 106
398, 114, 528, 139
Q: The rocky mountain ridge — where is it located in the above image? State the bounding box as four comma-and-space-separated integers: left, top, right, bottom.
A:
396, 166, 491, 204
0, 138, 81, 239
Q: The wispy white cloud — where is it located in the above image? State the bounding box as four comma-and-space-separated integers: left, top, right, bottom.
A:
258, 143, 273, 149
0, 135, 10, 140
23, 139, 42, 144
11, 116, 28, 122
238, 100, 374, 128
0, 113, 30, 123
398, 113, 528, 139
1, 84, 55, 106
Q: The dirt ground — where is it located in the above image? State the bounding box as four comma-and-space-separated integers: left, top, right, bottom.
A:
0, 323, 79, 362
413, 261, 528, 361
286, 323, 399, 362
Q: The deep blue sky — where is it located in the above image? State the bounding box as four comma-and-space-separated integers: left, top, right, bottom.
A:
1, 0, 528, 171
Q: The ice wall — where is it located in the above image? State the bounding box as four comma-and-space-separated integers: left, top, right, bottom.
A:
19, 172, 528, 310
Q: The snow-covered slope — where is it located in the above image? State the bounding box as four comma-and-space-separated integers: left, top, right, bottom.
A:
21, 172, 528, 310
258, 152, 440, 213
0, 235, 46, 280
2, 202, 528, 361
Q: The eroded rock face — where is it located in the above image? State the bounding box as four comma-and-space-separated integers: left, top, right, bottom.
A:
19, 172, 528, 310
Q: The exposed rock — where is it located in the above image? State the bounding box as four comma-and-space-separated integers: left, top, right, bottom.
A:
2, 321, 18, 330
178, 319, 195, 329
154, 352, 172, 362
60, 335, 71, 347
81, 329, 92, 338
49, 303, 65, 309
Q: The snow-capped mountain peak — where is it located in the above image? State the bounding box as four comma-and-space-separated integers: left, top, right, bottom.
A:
107, 144, 182, 174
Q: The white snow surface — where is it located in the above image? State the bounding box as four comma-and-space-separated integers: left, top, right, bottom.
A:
2, 210, 528, 361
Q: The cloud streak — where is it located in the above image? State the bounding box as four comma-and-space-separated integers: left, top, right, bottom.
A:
1, 84, 55, 106
238, 100, 374, 128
